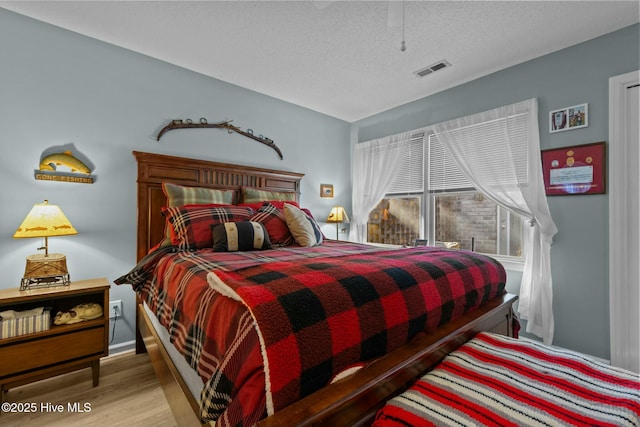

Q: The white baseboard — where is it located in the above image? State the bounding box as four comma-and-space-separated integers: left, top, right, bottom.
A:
108, 339, 136, 356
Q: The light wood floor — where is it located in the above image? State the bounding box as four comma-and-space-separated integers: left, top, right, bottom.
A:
2, 350, 178, 427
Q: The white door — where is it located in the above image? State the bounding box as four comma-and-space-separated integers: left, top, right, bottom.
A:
609, 70, 640, 373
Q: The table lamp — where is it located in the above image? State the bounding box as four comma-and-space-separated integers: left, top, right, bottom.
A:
13, 200, 77, 290
326, 205, 349, 241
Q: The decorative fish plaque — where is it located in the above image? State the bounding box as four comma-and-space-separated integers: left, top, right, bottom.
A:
34, 149, 96, 184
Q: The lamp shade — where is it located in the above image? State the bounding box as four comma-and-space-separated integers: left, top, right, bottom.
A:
326, 205, 349, 224
13, 200, 77, 239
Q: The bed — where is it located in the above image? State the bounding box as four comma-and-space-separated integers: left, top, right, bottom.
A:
118, 151, 519, 427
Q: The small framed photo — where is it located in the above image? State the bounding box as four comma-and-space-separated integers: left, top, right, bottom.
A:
320, 184, 334, 198
549, 103, 588, 133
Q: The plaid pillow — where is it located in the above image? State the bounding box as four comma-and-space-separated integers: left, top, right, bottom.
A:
163, 205, 255, 250
159, 204, 231, 249
250, 203, 295, 246
238, 200, 300, 211
163, 182, 234, 207
159, 183, 234, 248
211, 221, 272, 252
241, 187, 296, 204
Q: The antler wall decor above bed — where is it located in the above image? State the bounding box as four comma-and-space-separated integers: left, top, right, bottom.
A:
156, 118, 284, 159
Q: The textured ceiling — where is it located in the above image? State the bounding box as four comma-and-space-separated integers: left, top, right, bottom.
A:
1, 1, 638, 121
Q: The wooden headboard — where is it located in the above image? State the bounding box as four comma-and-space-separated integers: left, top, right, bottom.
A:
133, 151, 304, 261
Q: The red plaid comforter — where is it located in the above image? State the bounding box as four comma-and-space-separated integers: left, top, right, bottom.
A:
374, 332, 640, 427
131, 242, 506, 426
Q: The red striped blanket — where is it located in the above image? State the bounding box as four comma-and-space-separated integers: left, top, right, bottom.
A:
374, 332, 640, 427
207, 246, 506, 416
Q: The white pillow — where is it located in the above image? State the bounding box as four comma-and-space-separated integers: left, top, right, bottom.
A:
283, 203, 323, 247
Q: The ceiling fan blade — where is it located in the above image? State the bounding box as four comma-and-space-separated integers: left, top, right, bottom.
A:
387, 1, 403, 28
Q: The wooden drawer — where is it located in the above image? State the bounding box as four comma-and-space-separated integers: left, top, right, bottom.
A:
0, 326, 104, 378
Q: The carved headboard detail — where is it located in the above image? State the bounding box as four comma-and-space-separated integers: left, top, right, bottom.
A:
133, 151, 304, 261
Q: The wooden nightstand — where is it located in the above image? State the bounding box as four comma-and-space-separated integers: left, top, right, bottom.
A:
0, 278, 109, 404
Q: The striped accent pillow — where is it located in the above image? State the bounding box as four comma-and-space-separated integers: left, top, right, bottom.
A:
283, 203, 323, 247
212, 221, 272, 252
162, 205, 255, 250
163, 182, 234, 207
241, 187, 296, 204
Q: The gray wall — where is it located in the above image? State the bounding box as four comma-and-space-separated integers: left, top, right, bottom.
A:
351, 23, 640, 359
0, 9, 351, 352
2, 6, 637, 360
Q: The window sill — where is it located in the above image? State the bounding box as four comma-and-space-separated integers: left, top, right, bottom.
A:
490, 254, 524, 272
364, 242, 524, 272
365, 242, 403, 249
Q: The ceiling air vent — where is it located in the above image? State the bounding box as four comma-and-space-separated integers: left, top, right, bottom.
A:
414, 60, 451, 78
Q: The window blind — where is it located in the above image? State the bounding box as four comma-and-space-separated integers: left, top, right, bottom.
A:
386, 135, 425, 194
428, 134, 471, 191
429, 112, 529, 192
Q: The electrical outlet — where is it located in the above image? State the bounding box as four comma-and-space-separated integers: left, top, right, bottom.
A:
109, 300, 123, 319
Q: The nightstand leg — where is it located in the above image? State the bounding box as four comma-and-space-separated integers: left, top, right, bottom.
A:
91, 359, 100, 387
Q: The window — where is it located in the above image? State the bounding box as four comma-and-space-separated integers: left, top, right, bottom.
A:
367, 135, 424, 246
359, 99, 553, 340
368, 196, 421, 246
366, 133, 524, 262
428, 132, 524, 259
431, 192, 523, 256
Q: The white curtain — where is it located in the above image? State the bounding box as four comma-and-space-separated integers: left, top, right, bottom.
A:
433, 98, 558, 345
349, 132, 410, 243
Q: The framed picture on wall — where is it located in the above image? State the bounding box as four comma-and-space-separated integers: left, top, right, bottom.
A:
541, 141, 606, 195
549, 103, 588, 133
320, 184, 334, 198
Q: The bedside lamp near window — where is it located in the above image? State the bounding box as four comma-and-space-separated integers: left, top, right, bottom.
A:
326, 205, 349, 241
13, 200, 78, 290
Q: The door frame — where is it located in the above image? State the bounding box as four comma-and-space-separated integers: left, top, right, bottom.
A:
608, 70, 639, 372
